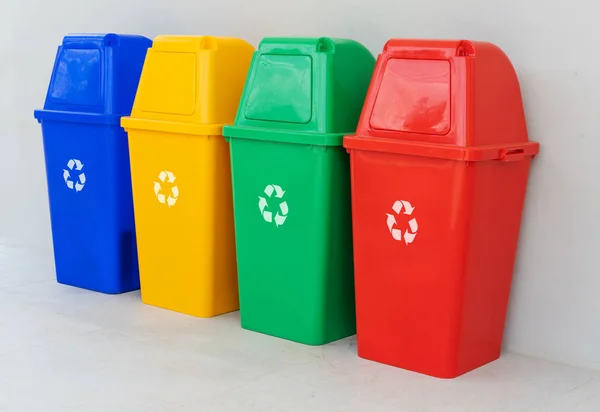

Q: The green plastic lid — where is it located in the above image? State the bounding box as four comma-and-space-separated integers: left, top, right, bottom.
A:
223, 37, 376, 146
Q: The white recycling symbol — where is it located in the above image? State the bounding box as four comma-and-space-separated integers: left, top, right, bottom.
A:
154, 171, 179, 207
258, 184, 288, 227
386, 200, 418, 245
63, 159, 86, 192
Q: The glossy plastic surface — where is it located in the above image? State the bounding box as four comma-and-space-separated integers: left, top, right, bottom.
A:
122, 36, 254, 317
370, 58, 451, 135
344, 39, 539, 378
34, 33, 151, 294
225, 37, 376, 145
224, 37, 375, 345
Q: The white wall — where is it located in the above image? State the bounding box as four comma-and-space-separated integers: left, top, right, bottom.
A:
2, 0, 600, 370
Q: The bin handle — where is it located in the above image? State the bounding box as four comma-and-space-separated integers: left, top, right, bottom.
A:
500, 148, 526, 162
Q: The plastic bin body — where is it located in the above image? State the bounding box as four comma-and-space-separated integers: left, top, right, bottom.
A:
224, 37, 375, 345
344, 39, 539, 377
121, 36, 254, 317
34, 34, 151, 293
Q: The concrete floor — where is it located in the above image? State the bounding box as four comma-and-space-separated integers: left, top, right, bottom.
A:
1, 241, 600, 412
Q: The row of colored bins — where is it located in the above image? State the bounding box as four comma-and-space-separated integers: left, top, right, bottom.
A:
34, 33, 539, 378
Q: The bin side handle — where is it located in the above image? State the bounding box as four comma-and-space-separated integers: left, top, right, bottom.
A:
474, 143, 539, 162
500, 148, 526, 162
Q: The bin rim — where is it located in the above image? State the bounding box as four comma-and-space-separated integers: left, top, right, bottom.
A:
343, 135, 540, 162
33, 109, 122, 125
223, 125, 347, 147
121, 117, 223, 136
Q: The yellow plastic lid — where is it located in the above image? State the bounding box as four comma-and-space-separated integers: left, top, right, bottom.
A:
121, 35, 254, 135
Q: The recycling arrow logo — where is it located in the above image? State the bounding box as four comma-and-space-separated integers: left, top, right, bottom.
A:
154, 171, 179, 207
63, 159, 86, 192
386, 200, 418, 245
258, 184, 288, 227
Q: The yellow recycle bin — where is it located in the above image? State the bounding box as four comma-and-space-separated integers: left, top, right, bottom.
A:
122, 36, 254, 317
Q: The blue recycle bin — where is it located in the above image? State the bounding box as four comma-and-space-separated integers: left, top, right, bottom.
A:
34, 34, 151, 293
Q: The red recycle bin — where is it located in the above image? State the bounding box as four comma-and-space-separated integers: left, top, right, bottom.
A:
344, 39, 539, 378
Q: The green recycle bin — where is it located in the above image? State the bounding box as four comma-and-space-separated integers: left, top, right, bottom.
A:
224, 37, 375, 345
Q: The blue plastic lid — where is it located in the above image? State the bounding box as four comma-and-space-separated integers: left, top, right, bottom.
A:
34, 33, 151, 125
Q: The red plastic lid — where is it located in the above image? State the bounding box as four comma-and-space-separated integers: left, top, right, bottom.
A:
344, 39, 539, 161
